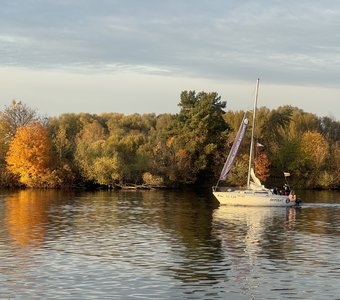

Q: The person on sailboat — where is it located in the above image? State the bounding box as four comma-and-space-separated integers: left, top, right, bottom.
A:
283, 184, 290, 196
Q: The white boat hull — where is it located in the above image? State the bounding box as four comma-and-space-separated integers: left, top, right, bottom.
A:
213, 190, 297, 207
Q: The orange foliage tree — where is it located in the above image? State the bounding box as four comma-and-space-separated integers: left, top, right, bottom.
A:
255, 151, 271, 182
6, 122, 59, 187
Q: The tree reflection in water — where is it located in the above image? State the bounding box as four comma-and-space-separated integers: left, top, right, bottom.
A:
5, 190, 50, 248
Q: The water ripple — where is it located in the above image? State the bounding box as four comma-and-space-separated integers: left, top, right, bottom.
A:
0, 190, 340, 299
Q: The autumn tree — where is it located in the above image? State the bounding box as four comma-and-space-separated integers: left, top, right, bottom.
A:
48, 113, 86, 185
141, 114, 176, 185
260, 106, 293, 151
106, 113, 155, 184
6, 122, 59, 187
0, 101, 44, 187
0, 100, 40, 141
320, 116, 340, 145
299, 131, 329, 187
75, 120, 110, 183
227, 154, 249, 186
48, 113, 82, 160
300, 131, 329, 169
331, 144, 340, 188
254, 150, 270, 182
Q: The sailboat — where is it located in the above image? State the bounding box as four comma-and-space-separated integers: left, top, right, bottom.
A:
213, 79, 301, 207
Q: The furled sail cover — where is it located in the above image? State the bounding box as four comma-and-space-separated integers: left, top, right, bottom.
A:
250, 167, 267, 190
219, 115, 248, 181
250, 167, 262, 186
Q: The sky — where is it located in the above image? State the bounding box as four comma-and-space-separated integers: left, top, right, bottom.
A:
1, 0, 340, 120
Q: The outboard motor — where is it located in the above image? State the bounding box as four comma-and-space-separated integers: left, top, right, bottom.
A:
290, 189, 302, 206
295, 197, 302, 206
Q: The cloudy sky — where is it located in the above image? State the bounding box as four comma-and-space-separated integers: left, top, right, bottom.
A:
1, 0, 340, 119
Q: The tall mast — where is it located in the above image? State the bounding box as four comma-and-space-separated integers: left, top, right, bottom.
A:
247, 78, 259, 189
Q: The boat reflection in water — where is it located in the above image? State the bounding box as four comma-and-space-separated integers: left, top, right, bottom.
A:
212, 205, 299, 298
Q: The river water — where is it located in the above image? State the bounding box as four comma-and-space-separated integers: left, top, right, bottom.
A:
0, 189, 339, 299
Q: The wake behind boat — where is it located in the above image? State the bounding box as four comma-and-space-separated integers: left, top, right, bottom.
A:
213, 79, 301, 207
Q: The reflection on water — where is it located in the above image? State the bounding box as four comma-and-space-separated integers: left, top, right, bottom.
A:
4, 190, 59, 248
212, 206, 295, 298
0, 189, 340, 299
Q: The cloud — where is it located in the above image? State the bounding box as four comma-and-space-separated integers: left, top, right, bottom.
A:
0, 0, 340, 83
1, 0, 340, 100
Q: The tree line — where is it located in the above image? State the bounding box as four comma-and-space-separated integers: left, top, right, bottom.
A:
0, 92, 339, 190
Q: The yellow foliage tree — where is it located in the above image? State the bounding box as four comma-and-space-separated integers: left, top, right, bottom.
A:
300, 131, 329, 169
6, 122, 58, 187
299, 131, 329, 187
